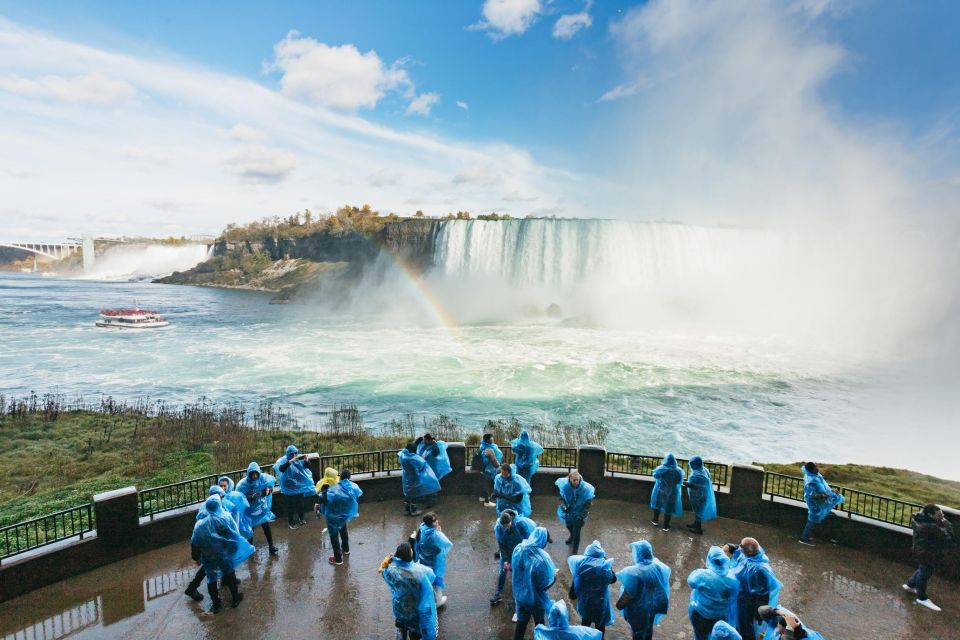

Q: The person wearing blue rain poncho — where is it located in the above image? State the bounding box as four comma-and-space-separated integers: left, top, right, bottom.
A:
615, 540, 670, 640
218, 475, 253, 540
400, 442, 441, 516
195, 485, 230, 521
512, 527, 558, 640
183, 486, 231, 602
317, 467, 362, 565
730, 538, 782, 640
799, 462, 844, 546
413, 512, 454, 607
380, 542, 438, 640
533, 599, 603, 640
567, 540, 616, 637
417, 434, 452, 481
756, 606, 825, 640
685, 456, 717, 535
235, 461, 279, 555
478, 433, 504, 505
495, 463, 533, 518
491, 508, 538, 605
512, 431, 545, 482
709, 621, 742, 639
274, 444, 317, 530
555, 470, 595, 552
650, 453, 684, 532
688, 547, 739, 640
190, 496, 254, 613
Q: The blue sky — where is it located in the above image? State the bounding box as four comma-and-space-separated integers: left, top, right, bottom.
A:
0, 0, 957, 238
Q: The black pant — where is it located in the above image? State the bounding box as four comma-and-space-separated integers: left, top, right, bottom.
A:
737, 594, 769, 640
513, 603, 546, 640
907, 563, 935, 600
187, 566, 205, 592
286, 494, 305, 525
580, 617, 606, 638
329, 525, 350, 562
652, 509, 672, 529
690, 608, 721, 640
395, 620, 422, 640
250, 522, 275, 548
479, 473, 494, 499
208, 572, 240, 605
566, 520, 584, 552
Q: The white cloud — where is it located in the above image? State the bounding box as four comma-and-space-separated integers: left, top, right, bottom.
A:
227, 123, 266, 143
597, 80, 647, 102
405, 92, 440, 117
473, 0, 542, 40
225, 145, 297, 184
0, 72, 135, 107
456, 100, 469, 111
267, 31, 413, 111
553, 4, 593, 40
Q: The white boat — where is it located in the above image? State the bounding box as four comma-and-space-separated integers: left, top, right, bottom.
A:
96, 307, 169, 329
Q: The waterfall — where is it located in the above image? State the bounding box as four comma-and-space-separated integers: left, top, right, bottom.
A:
80, 243, 211, 281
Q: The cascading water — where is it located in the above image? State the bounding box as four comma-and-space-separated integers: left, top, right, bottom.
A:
80, 243, 211, 281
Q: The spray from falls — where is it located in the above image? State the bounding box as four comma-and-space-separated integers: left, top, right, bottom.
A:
80, 244, 211, 281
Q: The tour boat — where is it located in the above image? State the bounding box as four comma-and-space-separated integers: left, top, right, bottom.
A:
95, 307, 169, 329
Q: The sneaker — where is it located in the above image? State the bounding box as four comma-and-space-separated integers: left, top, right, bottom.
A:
185, 588, 203, 602
916, 598, 941, 612
902, 584, 918, 594
328, 556, 343, 566
686, 524, 703, 535
483, 501, 497, 508
230, 593, 244, 608
494, 551, 501, 560
651, 520, 659, 526
269, 546, 279, 556
437, 595, 448, 608
298, 517, 307, 525
288, 522, 300, 530
512, 613, 518, 623
661, 527, 671, 532
343, 549, 351, 555
210, 601, 223, 614
490, 593, 503, 605
798, 539, 816, 547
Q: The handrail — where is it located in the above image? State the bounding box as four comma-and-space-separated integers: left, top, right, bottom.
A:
0, 503, 95, 561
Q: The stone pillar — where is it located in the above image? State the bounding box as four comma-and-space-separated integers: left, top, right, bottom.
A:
445, 442, 468, 495
306, 452, 321, 483
93, 486, 139, 548
727, 464, 766, 521
577, 446, 606, 488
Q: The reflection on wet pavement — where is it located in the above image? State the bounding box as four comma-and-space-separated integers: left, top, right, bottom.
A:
2, 496, 957, 639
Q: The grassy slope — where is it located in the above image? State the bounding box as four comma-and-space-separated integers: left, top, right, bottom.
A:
759, 462, 960, 508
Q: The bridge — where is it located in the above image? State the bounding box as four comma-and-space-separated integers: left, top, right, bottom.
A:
0, 240, 82, 260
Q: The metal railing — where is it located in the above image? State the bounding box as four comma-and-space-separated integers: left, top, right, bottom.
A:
464, 445, 578, 470
605, 453, 729, 489
139, 464, 274, 519
763, 472, 922, 529
0, 503, 95, 561
466, 445, 514, 467
319, 451, 382, 476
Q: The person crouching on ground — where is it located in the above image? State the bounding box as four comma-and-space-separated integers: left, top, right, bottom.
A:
275, 444, 317, 530
567, 540, 616, 637
534, 598, 602, 640
903, 503, 955, 612
399, 441, 442, 516
650, 453, 683, 532
380, 542, 438, 640
798, 462, 844, 546
555, 470, 595, 553
235, 461, 279, 555
494, 463, 533, 517
190, 496, 254, 613
413, 511, 453, 607
317, 467, 362, 566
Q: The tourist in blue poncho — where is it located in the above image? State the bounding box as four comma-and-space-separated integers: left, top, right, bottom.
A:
567, 540, 616, 636
730, 538, 782, 640
400, 441, 441, 516
478, 433, 504, 506
650, 453, 684, 532
274, 444, 317, 530
491, 508, 539, 605
218, 475, 253, 539
688, 547, 739, 640
184, 486, 232, 602
555, 470, 595, 552
511, 430, 545, 482
380, 542, 438, 640
686, 456, 717, 535
494, 463, 533, 517
709, 620, 742, 639
615, 540, 670, 640
414, 512, 454, 607
534, 599, 602, 640
317, 467, 362, 566
417, 434, 452, 481
512, 527, 557, 639
799, 462, 844, 546
235, 461, 278, 555
190, 496, 255, 613
758, 606, 825, 640
196, 485, 230, 521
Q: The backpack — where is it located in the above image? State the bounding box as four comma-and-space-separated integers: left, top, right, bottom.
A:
470, 451, 483, 472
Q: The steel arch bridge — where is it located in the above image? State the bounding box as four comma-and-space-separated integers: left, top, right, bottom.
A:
0, 241, 82, 260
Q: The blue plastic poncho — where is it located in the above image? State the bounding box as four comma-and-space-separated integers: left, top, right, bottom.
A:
533, 599, 603, 640
196, 486, 230, 521
416, 523, 454, 588
418, 440, 452, 481
512, 527, 557, 611
650, 453, 684, 517
688, 546, 739, 624
494, 467, 533, 517
802, 466, 844, 523
616, 540, 671, 629
274, 445, 317, 497
322, 478, 363, 531
382, 556, 438, 640
511, 431, 545, 480
218, 475, 253, 539
235, 462, 277, 527
687, 456, 717, 522
495, 511, 536, 573
765, 608, 825, 640
710, 620, 742, 639
732, 546, 782, 637
399, 448, 442, 498
567, 540, 616, 627
555, 476, 596, 526
190, 497, 256, 583
479, 441, 504, 479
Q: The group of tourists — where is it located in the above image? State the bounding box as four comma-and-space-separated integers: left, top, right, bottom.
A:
183, 435, 955, 639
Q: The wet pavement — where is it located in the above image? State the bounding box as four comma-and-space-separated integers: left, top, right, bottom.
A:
1, 495, 956, 640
